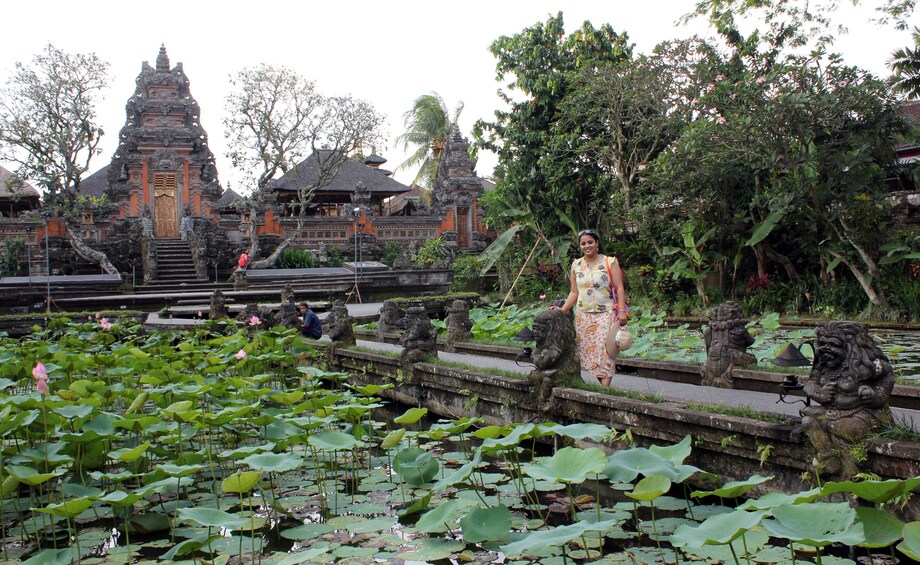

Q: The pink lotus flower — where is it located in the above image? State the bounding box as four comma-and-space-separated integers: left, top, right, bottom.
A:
87, 315, 92, 321
235, 349, 247, 360
197, 311, 203, 318
248, 315, 261, 327
99, 318, 113, 330
32, 362, 49, 395
539, 293, 547, 301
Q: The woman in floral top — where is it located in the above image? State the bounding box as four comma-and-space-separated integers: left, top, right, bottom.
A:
551, 229, 627, 386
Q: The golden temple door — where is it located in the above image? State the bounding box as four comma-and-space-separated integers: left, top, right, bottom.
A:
153, 172, 179, 238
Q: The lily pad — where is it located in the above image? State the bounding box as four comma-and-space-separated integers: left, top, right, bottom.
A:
396, 538, 466, 561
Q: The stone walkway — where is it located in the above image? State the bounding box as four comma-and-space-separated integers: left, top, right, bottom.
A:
144, 301, 920, 425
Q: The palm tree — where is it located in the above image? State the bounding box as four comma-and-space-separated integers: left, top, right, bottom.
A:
890, 27, 920, 99
395, 92, 464, 189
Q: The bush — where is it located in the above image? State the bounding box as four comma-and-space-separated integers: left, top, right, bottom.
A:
275, 247, 314, 269
380, 241, 401, 267
327, 246, 343, 267
450, 254, 482, 292
0, 237, 25, 277
415, 237, 448, 268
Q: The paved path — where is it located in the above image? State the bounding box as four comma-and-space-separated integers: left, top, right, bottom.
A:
352, 337, 920, 425
143, 301, 920, 425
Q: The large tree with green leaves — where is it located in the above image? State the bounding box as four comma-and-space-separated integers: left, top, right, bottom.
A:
223, 65, 385, 266
474, 12, 632, 247
395, 92, 464, 190
890, 26, 920, 98
637, 39, 906, 307
0, 43, 118, 275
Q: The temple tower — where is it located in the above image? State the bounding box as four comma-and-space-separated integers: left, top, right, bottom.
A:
106, 45, 222, 237
431, 125, 485, 248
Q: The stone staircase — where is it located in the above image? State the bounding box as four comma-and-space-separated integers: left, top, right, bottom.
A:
142, 239, 212, 291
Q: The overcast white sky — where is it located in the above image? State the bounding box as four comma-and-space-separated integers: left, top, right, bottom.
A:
0, 1, 914, 193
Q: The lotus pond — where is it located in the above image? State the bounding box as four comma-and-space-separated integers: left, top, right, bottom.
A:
1, 317, 920, 564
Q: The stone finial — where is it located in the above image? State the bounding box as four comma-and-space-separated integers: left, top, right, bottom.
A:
801, 321, 895, 479
701, 301, 756, 388
326, 300, 355, 346
156, 44, 170, 71
528, 309, 580, 411
444, 299, 473, 352
209, 289, 227, 320
400, 306, 438, 365
376, 300, 402, 341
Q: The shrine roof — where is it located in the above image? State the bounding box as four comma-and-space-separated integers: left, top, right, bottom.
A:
79, 165, 109, 198
0, 165, 40, 200
215, 187, 243, 209
271, 151, 411, 195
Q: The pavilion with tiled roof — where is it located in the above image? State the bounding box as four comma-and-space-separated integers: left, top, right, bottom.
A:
0, 165, 40, 218
268, 151, 411, 217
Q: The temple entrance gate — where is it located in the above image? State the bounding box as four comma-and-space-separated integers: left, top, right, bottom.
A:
153, 172, 179, 238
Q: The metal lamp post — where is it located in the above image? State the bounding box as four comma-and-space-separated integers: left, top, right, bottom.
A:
40, 212, 51, 313
25, 226, 32, 286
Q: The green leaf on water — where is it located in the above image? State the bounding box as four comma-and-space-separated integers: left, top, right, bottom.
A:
221, 470, 263, 494
761, 502, 865, 547
394, 407, 428, 424
394, 447, 439, 486
176, 507, 248, 530
417, 499, 461, 533
521, 446, 607, 485
626, 475, 672, 502
898, 522, 920, 561
460, 504, 512, 543
671, 508, 768, 548
855, 506, 904, 548
396, 538, 466, 561
307, 429, 359, 451
692, 475, 773, 499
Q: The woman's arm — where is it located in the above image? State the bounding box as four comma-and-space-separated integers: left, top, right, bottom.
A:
551, 262, 579, 313
611, 258, 628, 323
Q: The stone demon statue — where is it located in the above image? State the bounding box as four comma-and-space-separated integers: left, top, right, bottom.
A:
376, 300, 402, 341
326, 300, 355, 347
400, 306, 437, 364
444, 300, 473, 352
528, 309, 579, 410
801, 321, 894, 479
701, 301, 756, 388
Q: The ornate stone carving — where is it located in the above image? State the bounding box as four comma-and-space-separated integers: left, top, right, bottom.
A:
351, 181, 371, 211
701, 301, 756, 388
275, 284, 301, 329
376, 300, 402, 341
528, 310, 580, 411
801, 321, 895, 479
326, 300, 355, 346
445, 300, 473, 352
207, 289, 227, 320
399, 306, 438, 365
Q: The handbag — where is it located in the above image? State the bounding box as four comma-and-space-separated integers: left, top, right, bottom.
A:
603, 256, 633, 358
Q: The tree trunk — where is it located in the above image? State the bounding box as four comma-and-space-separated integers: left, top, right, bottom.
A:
829, 251, 889, 309
763, 244, 799, 280
249, 215, 303, 270
64, 224, 120, 276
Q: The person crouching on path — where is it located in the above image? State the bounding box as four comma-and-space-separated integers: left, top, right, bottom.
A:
298, 303, 322, 339
550, 229, 627, 387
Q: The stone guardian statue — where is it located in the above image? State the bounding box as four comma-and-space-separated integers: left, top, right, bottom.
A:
800, 321, 894, 479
